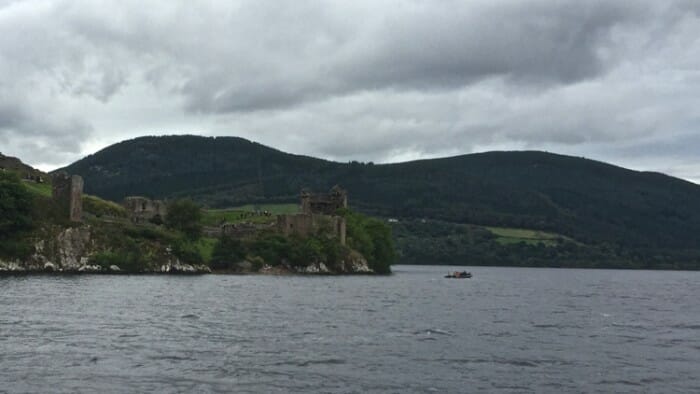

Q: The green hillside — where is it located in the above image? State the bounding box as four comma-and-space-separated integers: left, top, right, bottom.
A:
58, 135, 700, 268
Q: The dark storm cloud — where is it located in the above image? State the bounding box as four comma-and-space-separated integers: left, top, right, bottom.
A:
335, 2, 643, 88
173, 1, 652, 113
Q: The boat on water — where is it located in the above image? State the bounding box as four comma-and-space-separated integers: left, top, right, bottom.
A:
445, 271, 472, 279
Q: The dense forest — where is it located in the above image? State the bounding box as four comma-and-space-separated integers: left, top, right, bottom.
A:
59, 135, 700, 268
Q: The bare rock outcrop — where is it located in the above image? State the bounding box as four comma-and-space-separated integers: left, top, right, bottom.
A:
55, 226, 92, 270
160, 258, 211, 274
0, 259, 26, 273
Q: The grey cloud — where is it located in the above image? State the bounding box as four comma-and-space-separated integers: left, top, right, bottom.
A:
0, 0, 699, 183
52, 1, 654, 114
336, 1, 646, 89
171, 1, 655, 113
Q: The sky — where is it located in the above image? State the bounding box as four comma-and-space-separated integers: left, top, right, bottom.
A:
1, 0, 700, 183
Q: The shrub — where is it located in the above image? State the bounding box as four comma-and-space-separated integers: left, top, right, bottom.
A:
90, 243, 145, 273
165, 199, 203, 240
0, 172, 34, 237
0, 172, 35, 258
339, 209, 395, 274
171, 238, 204, 264
210, 237, 245, 269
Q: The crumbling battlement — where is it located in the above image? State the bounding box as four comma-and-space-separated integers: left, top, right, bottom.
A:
52, 172, 83, 222
276, 186, 349, 245
301, 185, 347, 215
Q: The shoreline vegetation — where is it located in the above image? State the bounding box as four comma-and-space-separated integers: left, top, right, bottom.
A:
0, 169, 396, 275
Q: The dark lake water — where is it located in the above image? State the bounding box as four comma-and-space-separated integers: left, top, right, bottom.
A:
1, 266, 700, 393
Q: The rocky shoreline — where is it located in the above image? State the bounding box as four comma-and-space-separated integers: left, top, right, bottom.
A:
0, 258, 213, 275
0, 224, 375, 276
0, 262, 377, 276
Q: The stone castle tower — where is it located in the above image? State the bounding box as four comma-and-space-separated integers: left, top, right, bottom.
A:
300, 185, 347, 215
52, 172, 83, 222
277, 186, 348, 245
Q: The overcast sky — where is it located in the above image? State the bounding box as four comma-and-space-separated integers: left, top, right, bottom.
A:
1, 0, 700, 182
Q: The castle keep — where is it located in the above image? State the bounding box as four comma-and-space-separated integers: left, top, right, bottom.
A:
301, 185, 347, 215
52, 172, 83, 222
277, 186, 347, 245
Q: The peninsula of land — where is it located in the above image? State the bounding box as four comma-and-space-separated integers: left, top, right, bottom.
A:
0, 153, 395, 275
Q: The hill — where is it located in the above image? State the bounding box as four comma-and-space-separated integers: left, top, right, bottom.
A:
58, 135, 700, 268
1, 152, 46, 181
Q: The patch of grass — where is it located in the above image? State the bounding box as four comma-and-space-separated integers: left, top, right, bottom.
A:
123, 224, 178, 243
83, 195, 127, 218
21, 180, 52, 197
485, 226, 569, 247
194, 237, 217, 263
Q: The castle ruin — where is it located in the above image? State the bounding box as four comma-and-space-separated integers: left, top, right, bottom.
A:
52, 172, 83, 222
277, 186, 348, 245
221, 222, 275, 238
123, 196, 167, 224
301, 185, 347, 215
277, 213, 346, 245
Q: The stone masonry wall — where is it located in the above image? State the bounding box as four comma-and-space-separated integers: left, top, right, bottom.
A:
52, 172, 83, 222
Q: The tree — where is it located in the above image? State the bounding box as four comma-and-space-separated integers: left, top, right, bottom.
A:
165, 199, 202, 239
0, 172, 34, 238
211, 237, 245, 269
0, 172, 35, 258
340, 209, 395, 274
364, 218, 397, 274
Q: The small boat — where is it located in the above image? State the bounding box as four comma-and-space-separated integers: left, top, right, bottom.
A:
445, 271, 472, 279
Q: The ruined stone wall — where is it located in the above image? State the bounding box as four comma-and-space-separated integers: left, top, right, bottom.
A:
123, 196, 167, 223
52, 172, 83, 222
276, 213, 346, 245
277, 214, 315, 237
301, 186, 348, 215
221, 222, 273, 239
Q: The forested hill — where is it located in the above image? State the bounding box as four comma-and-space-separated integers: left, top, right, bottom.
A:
59, 135, 700, 256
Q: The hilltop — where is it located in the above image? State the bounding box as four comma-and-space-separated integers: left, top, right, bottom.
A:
0, 152, 46, 180
58, 135, 700, 268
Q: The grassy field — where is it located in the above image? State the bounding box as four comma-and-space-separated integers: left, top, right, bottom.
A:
21, 180, 52, 197
83, 195, 127, 217
485, 226, 570, 246
201, 203, 299, 226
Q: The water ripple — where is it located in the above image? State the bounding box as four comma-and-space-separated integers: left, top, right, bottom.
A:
1, 266, 699, 393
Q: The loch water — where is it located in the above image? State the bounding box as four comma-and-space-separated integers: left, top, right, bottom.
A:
1, 265, 699, 393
